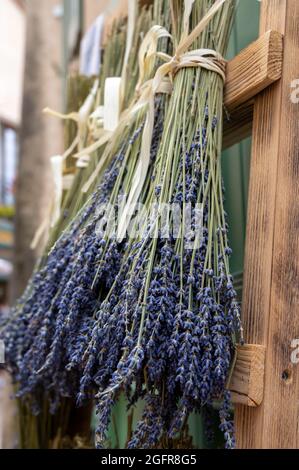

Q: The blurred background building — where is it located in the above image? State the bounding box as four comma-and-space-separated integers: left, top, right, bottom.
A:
0, 0, 25, 309
0, 0, 25, 450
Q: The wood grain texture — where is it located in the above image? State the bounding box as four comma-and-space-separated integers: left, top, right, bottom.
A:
224, 30, 283, 111
223, 30, 282, 149
228, 344, 266, 407
235, 0, 299, 449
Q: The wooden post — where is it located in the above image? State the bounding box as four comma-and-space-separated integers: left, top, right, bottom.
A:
235, 0, 299, 448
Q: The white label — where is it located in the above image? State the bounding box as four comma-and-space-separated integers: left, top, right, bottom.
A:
104, 77, 122, 131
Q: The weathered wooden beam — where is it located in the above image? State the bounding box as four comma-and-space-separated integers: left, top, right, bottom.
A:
224, 30, 283, 111
222, 29, 283, 149
227, 344, 266, 407
235, 0, 299, 449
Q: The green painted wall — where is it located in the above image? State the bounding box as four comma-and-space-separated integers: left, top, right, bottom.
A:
223, 0, 260, 297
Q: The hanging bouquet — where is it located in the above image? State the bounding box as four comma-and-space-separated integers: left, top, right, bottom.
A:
86, 0, 242, 449
1, 0, 243, 449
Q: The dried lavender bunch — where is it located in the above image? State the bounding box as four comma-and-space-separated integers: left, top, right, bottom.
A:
83, 0, 241, 449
